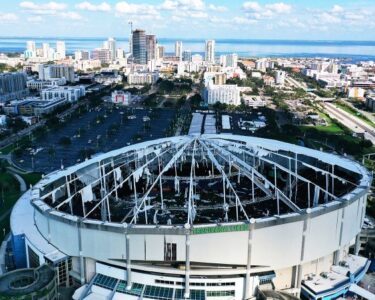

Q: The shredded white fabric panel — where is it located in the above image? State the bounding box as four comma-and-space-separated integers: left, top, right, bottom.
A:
81, 184, 94, 203
115, 167, 122, 182
133, 167, 143, 182
52, 186, 66, 203
76, 163, 100, 186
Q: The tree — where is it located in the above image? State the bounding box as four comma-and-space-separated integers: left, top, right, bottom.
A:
8, 117, 28, 133
189, 94, 202, 109
46, 116, 60, 129
58, 136, 71, 146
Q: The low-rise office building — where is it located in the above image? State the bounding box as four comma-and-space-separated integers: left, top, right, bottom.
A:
41, 86, 86, 102
4, 97, 68, 116
27, 78, 66, 91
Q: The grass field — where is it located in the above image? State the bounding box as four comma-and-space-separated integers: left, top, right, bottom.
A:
0, 158, 42, 244
21, 172, 42, 186
0, 172, 21, 243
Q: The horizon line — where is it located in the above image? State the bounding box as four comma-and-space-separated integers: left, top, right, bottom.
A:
1, 36, 375, 43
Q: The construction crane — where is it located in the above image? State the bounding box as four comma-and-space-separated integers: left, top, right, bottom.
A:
128, 21, 133, 34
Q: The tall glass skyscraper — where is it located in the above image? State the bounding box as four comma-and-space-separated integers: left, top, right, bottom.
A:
132, 29, 147, 65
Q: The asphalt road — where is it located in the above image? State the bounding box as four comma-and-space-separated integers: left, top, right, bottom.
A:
323, 102, 375, 144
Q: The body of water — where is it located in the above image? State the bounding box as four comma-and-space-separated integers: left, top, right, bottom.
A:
1, 37, 375, 62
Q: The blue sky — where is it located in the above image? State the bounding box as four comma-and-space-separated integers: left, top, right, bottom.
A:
0, 1, 374, 40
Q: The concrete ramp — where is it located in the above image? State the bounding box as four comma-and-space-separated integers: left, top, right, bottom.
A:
349, 284, 375, 300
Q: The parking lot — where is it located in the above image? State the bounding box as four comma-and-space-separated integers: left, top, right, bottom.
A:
15, 106, 176, 173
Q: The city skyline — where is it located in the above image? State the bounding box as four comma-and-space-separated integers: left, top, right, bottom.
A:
0, 1, 374, 40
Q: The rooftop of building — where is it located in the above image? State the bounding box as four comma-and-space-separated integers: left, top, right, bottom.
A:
27, 134, 370, 226
0, 264, 55, 297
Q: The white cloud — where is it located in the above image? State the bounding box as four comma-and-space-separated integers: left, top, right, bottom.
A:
60, 11, 83, 20
243, 1, 292, 19
160, 0, 228, 23
242, 2, 262, 12
160, 0, 177, 10
209, 16, 227, 23
160, 0, 205, 11
344, 12, 362, 21
76, 2, 111, 12
0, 13, 18, 22
115, 1, 159, 16
332, 5, 344, 14
308, 5, 372, 27
208, 4, 227, 12
190, 11, 208, 18
171, 9, 208, 20
265, 3, 292, 14
233, 16, 257, 25
19, 1, 67, 14
19, 1, 85, 21
27, 15, 43, 23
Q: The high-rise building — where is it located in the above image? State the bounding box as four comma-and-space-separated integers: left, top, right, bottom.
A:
205, 40, 215, 63
175, 41, 183, 60
56, 41, 66, 60
275, 70, 286, 85
25, 41, 36, 58
255, 58, 267, 72
146, 35, 157, 62
26, 41, 36, 53
156, 45, 165, 60
192, 54, 203, 63
182, 50, 192, 62
116, 48, 125, 60
107, 38, 116, 61
129, 32, 133, 55
223, 53, 238, 68
91, 49, 111, 64
75, 50, 90, 60
42, 43, 50, 59
132, 29, 147, 65
0, 72, 28, 102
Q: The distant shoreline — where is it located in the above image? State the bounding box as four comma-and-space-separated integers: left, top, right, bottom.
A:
1, 37, 375, 45
1, 37, 375, 62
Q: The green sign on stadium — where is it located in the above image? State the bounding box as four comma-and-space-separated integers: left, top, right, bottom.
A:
192, 224, 249, 235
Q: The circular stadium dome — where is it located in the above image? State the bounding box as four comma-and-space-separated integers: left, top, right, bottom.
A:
10, 135, 372, 300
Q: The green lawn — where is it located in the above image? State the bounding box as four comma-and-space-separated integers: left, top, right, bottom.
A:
0, 172, 21, 243
0, 172, 21, 213
0, 143, 15, 155
0, 155, 42, 243
301, 123, 343, 134
21, 172, 43, 186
